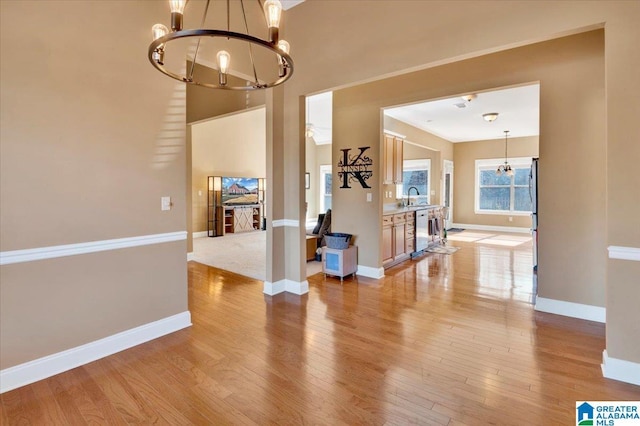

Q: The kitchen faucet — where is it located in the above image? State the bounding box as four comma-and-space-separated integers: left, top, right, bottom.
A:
406, 186, 420, 206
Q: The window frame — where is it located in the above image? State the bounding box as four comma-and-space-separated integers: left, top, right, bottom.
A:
396, 158, 431, 204
319, 164, 332, 213
474, 157, 532, 215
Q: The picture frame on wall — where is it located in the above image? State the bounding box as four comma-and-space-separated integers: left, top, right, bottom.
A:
305, 172, 310, 189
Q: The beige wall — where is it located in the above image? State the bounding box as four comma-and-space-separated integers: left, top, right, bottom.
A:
0, 1, 188, 368
190, 108, 266, 233
454, 136, 539, 228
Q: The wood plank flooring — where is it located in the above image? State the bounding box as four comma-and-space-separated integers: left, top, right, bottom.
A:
2, 232, 639, 424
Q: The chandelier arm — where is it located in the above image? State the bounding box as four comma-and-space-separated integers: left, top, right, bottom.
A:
240, 0, 261, 86
187, 0, 212, 81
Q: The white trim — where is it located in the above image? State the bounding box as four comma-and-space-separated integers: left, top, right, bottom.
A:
285, 279, 309, 295
451, 223, 531, 234
0, 311, 191, 394
601, 350, 640, 386
187, 252, 194, 261
271, 219, 299, 228
0, 231, 187, 266
535, 297, 605, 323
358, 265, 385, 279
263, 280, 286, 295
192, 231, 208, 238
608, 246, 640, 262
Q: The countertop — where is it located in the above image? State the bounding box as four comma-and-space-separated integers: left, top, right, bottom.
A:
383, 204, 441, 215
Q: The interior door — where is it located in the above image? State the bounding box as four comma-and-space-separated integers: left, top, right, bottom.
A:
442, 160, 454, 229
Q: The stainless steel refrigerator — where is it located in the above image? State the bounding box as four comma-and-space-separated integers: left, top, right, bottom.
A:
529, 158, 539, 272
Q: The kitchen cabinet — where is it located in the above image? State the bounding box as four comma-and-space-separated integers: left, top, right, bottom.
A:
383, 134, 404, 184
382, 211, 415, 267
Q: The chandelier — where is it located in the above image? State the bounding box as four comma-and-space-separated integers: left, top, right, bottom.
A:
148, 0, 294, 90
496, 130, 513, 176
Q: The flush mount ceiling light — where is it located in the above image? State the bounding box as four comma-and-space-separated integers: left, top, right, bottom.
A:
496, 130, 513, 177
149, 0, 294, 90
483, 112, 499, 122
461, 94, 477, 102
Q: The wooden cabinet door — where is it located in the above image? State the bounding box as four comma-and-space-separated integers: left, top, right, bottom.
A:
383, 134, 395, 184
382, 224, 394, 264
394, 223, 406, 259
394, 136, 404, 184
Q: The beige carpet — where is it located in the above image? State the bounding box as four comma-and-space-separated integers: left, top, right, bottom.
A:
192, 232, 323, 281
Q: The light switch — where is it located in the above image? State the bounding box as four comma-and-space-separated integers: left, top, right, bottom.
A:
366, 192, 372, 202
161, 196, 171, 211
198, 190, 202, 197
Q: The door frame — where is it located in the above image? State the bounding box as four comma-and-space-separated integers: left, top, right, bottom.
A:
442, 160, 454, 229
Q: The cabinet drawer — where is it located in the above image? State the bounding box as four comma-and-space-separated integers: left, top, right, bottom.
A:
406, 211, 415, 221
393, 213, 406, 223
383, 215, 393, 226
406, 228, 415, 238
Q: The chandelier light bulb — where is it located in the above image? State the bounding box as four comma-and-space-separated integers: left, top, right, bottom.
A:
152, 24, 169, 42
217, 50, 231, 86
169, 0, 187, 14
169, 0, 186, 31
277, 40, 290, 54
264, 0, 282, 43
151, 24, 169, 65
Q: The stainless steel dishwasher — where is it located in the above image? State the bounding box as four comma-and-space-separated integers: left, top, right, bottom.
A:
415, 209, 429, 252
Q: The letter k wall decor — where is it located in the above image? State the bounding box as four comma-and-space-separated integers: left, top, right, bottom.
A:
338, 147, 373, 189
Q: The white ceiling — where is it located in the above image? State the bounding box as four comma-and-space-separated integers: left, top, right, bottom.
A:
306, 85, 539, 146
306, 91, 333, 145
385, 84, 540, 142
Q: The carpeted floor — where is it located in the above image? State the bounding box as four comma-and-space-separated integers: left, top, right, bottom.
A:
192, 232, 323, 281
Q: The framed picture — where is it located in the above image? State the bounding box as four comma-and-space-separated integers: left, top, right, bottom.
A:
305, 172, 310, 189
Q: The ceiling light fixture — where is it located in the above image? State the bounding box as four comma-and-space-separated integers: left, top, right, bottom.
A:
149, 0, 294, 91
461, 94, 477, 102
496, 130, 513, 177
483, 112, 499, 122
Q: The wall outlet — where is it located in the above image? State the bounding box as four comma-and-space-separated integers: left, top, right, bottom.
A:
509, 216, 513, 222
366, 192, 372, 202
161, 196, 171, 211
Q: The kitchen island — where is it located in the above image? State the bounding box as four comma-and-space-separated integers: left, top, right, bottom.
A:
382, 205, 445, 268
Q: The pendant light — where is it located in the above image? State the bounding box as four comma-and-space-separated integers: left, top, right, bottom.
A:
496, 130, 513, 176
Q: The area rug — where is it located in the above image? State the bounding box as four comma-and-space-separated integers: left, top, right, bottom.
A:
425, 245, 460, 254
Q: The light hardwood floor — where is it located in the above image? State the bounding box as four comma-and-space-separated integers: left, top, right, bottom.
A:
2, 232, 638, 424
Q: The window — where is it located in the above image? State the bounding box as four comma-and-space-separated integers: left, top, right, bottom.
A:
319, 165, 332, 212
475, 157, 532, 214
396, 159, 430, 204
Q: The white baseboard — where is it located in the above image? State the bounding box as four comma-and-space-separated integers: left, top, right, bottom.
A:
608, 245, 640, 261
535, 297, 605, 323
357, 265, 385, 279
187, 252, 194, 261
285, 279, 309, 295
602, 350, 640, 386
451, 223, 530, 234
263, 280, 286, 295
263, 279, 309, 295
192, 231, 208, 238
0, 231, 187, 266
0, 311, 191, 394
